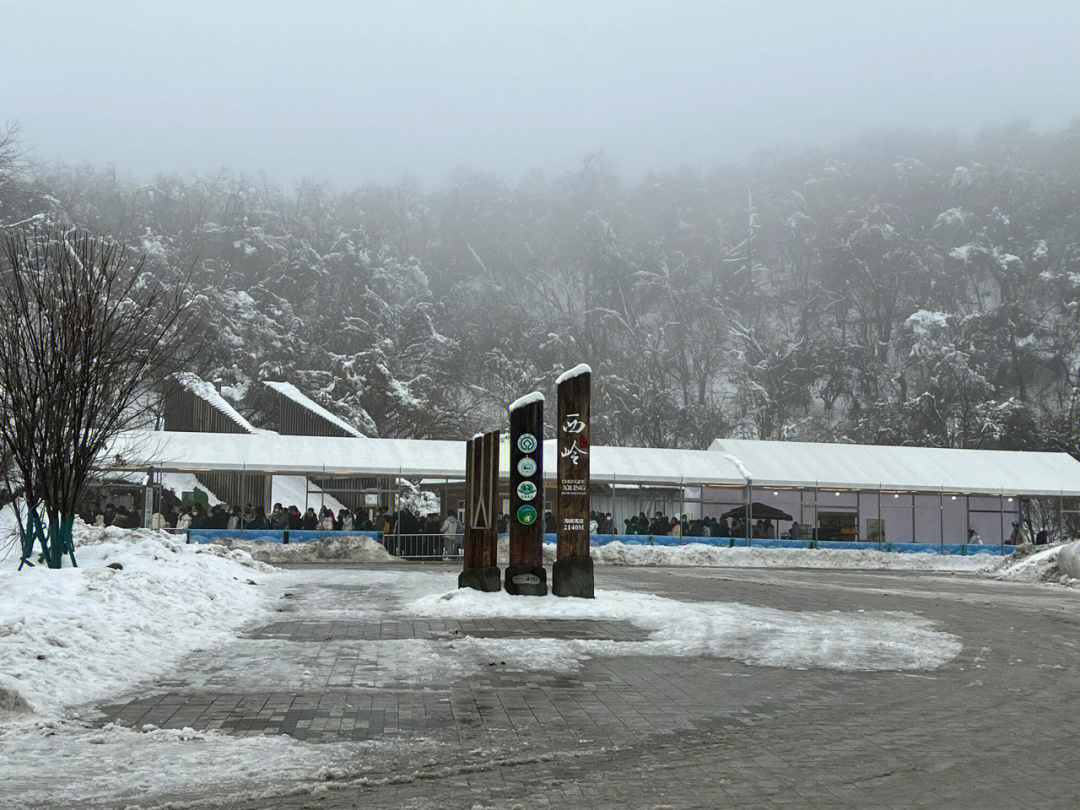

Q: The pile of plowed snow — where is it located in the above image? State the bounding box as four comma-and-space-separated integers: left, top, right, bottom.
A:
211, 534, 398, 564
1, 525, 272, 716
556, 540, 999, 571
992, 542, 1080, 586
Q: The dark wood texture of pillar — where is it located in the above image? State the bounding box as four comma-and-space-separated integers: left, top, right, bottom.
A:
506, 395, 547, 595
459, 429, 501, 591
553, 366, 594, 597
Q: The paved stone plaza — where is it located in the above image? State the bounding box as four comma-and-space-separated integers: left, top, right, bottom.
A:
91, 563, 1080, 809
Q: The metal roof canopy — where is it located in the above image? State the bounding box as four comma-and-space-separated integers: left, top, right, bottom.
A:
710, 438, 1080, 497
96, 431, 1080, 497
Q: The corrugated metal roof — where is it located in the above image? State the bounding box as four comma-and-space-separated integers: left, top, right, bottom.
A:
709, 438, 1080, 496
263, 381, 366, 437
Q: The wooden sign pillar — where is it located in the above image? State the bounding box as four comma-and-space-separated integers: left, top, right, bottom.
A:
553, 364, 594, 598
459, 429, 501, 592
505, 392, 547, 596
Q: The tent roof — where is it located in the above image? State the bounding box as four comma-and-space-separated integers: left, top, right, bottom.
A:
99, 432, 747, 486
95, 431, 1080, 496
709, 438, 1080, 497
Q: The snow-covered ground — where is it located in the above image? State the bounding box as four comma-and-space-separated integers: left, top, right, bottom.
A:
0, 522, 354, 808
992, 542, 1080, 587
209, 566, 960, 699
491, 537, 1002, 572
0, 512, 1058, 808
0, 527, 273, 713
407, 578, 960, 673
586, 541, 1001, 572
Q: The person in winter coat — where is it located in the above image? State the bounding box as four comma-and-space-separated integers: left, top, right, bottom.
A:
1036, 528, 1049, 545
269, 503, 287, 530
175, 508, 192, 530
1009, 521, 1025, 545
440, 512, 462, 557
248, 505, 269, 530
287, 506, 302, 530
649, 513, 668, 536
338, 509, 354, 531
967, 528, 983, 545
544, 510, 557, 534
318, 507, 334, 531
301, 508, 318, 531
227, 508, 242, 530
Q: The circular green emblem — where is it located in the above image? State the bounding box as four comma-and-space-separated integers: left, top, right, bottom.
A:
517, 457, 537, 477
517, 433, 538, 453
516, 481, 537, 501
516, 504, 538, 525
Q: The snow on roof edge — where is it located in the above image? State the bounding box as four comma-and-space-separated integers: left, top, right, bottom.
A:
555, 363, 592, 385
723, 453, 753, 481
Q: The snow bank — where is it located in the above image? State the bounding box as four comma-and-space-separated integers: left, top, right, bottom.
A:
407, 579, 959, 673
212, 534, 398, 564
496, 538, 999, 572
0, 527, 272, 716
993, 542, 1080, 587
0, 523, 380, 809
591, 541, 1000, 571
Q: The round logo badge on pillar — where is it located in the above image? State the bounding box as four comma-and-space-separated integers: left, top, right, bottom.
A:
516, 481, 537, 501
517, 433, 537, 454
516, 504, 538, 525
517, 457, 537, 477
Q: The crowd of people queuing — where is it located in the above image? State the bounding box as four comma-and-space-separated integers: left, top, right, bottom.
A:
83, 499, 1054, 547
610, 512, 778, 538
81, 498, 466, 554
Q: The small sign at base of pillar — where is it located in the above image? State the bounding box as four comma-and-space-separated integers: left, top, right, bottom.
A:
553, 363, 594, 598
459, 429, 501, 592
505, 392, 547, 596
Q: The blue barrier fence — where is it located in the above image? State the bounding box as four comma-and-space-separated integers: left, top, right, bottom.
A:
187, 528, 382, 545
186, 528, 1016, 556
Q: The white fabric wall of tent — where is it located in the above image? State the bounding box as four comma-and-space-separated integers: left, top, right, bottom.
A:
98, 430, 1080, 544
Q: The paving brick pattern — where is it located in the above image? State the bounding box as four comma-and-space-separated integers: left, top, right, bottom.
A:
92, 564, 1080, 808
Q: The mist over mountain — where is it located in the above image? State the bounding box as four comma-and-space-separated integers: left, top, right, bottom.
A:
3, 120, 1079, 451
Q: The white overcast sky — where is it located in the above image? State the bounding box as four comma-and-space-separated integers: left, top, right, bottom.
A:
3, 0, 1078, 187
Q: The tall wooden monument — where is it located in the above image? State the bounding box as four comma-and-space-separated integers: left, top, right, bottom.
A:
505, 392, 547, 596
459, 429, 501, 592
552, 364, 594, 598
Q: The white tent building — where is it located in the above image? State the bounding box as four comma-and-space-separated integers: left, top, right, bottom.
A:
98, 430, 1080, 545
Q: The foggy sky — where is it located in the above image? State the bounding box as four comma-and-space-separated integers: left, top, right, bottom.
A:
4, 0, 1078, 188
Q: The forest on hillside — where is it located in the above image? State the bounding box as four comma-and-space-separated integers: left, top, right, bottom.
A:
2, 121, 1079, 452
